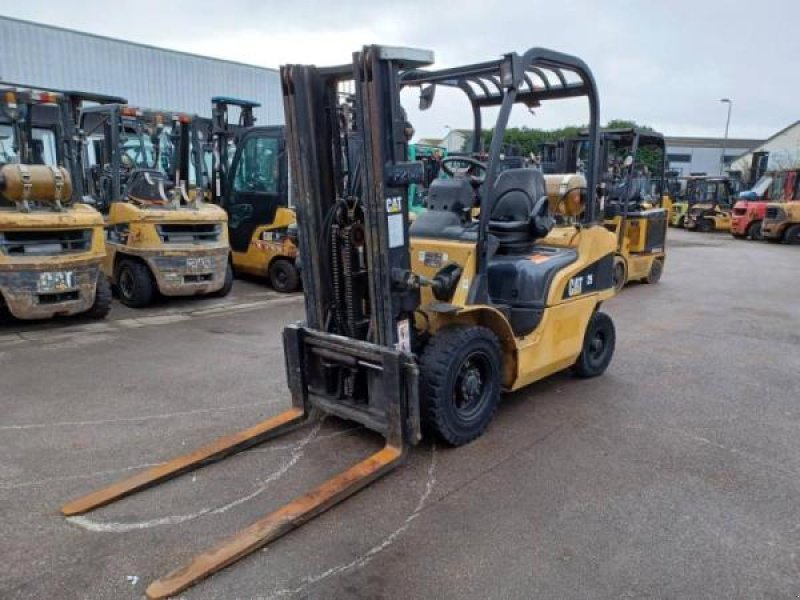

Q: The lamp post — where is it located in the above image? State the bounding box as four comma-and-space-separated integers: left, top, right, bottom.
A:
719, 98, 732, 175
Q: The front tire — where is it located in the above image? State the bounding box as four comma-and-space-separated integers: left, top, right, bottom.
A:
644, 257, 664, 284
784, 224, 800, 245
613, 257, 627, 292
269, 258, 300, 293
677, 215, 686, 228
698, 218, 713, 233
211, 260, 234, 298
85, 274, 112, 320
116, 259, 156, 308
419, 325, 502, 446
746, 220, 763, 241
573, 311, 616, 378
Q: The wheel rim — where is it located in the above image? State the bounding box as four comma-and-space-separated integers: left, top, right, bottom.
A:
452, 351, 493, 424
119, 268, 135, 300
273, 265, 289, 288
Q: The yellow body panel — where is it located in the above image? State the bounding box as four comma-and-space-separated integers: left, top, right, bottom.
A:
0, 203, 107, 319
410, 225, 617, 391
231, 207, 299, 276
103, 201, 230, 297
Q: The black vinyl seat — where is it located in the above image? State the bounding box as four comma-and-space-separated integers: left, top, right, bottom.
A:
488, 168, 549, 253
410, 177, 478, 241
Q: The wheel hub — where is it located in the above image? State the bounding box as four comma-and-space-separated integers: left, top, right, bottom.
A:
460, 366, 483, 403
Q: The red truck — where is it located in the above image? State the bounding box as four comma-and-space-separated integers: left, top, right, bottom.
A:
731, 174, 775, 240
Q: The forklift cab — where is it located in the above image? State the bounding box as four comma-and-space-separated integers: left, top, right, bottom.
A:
684, 176, 740, 232
208, 97, 299, 292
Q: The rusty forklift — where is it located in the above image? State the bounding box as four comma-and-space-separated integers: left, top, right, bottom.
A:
0, 85, 119, 322
63, 45, 618, 598
207, 97, 300, 291
78, 103, 232, 306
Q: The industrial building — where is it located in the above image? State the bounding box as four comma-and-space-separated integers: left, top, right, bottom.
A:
0, 15, 282, 123
729, 121, 800, 183
664, 135, 764, 177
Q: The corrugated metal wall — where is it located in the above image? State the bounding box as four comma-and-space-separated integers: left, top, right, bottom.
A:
0, 16, 283, 124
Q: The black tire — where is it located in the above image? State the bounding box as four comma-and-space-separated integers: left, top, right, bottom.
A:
85, 273, 112, 320
269, 258, 300, 293
116, 259, 156, 308
677, 215, 686, 229
784, 224, 800, 245
0, 295, 12, 325
613, 257, 626, 292
644, 257, 664, 284
698, 218, 713, 233
731, 232, 746, 239
211, 260, 234, 298
746, 220, 763, 241
573, 311, 616, 378
419, 325, 502, 446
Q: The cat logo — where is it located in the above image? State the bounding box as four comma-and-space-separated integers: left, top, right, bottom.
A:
568, 276, 583, 297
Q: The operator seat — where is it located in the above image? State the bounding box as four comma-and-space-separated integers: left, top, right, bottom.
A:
488, 168, 551, 253
486, 168, 577, 337
409, 176, 478, 241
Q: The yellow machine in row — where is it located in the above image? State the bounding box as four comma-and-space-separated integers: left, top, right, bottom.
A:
0, 86, 111, 322
684, 176, 742, 232
64, 45, 619, 599
207, 97, 300, 292
563, 128, 668, 290
79, 104, 231, 307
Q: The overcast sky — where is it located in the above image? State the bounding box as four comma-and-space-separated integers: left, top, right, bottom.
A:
3, 1, 798, 140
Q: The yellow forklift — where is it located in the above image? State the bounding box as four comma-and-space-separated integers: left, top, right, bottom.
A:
684, 176, 742, 232
207, 97, 300, 291
564, 128, 668, 290
63, 45, 618, 598
78, 104, 231, 307
762, 169, 800, 243
0, 85, 115, 322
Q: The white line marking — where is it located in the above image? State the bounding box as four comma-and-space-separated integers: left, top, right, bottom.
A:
263, 445, 437, 599
66, 421, 323, 533
0, 402, 275, 431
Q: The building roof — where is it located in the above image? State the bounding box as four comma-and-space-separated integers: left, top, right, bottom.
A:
0, 15, 277, 73
728, 120, 800, 162
664, 135, 764, 149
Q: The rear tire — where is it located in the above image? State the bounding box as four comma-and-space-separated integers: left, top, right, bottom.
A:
116, 259, 156, 308
613, 257, 626, 292
644, 257, 664, 284
0, 294, 12, 325
573, 311, 615, 378
85, 274, 112, 320
698, 219, 713, 233
211, 260, 234, 298
746, 220, 763, 241
419, 325, 502, 446
784, 224, 800, 245
677, 215, 686, 228
269, 258, 300, 293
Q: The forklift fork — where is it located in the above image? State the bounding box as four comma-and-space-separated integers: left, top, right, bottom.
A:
61, 325, 416, 599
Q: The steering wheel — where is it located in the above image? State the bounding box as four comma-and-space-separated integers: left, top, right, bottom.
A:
441, 156, 487, 186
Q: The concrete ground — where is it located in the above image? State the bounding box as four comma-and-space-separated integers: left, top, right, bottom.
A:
1, 228, 798, 600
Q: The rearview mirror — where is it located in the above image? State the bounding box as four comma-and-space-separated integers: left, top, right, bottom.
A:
419, 85, 436, 111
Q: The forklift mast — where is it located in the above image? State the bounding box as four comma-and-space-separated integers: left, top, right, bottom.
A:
209, 96, 261, 203
283, 47, 426, 350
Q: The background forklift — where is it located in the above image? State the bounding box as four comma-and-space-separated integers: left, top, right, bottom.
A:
730, 172, 773, 240
207, 96, 300, 292
563, 128, 668, 290
670, 174, 704, 227
762, 168, 800, 244
79, 103, 231, 307
684, 175, 742, 232
63, 45, 618, 598
0, 85, 114, 322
